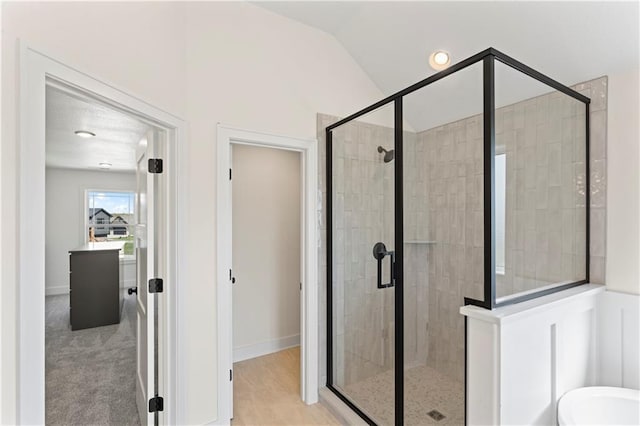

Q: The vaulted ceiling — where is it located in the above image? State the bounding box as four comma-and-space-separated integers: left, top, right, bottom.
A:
44, 2, 639, 145
259, 1, 639, 130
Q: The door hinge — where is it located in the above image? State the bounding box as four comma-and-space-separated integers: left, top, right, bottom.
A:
230, 369, 233, 381
229, 168, 232, 180
229, 269, 235, 284
148, 158, 163, 174
149, 278, 163, 293
149, 395, 164, 412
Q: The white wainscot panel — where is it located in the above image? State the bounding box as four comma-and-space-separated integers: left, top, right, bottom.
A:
462, 284, 603, 426
597, 290, 640, 389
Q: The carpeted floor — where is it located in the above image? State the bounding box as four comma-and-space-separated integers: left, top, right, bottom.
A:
46, 293, 140, 425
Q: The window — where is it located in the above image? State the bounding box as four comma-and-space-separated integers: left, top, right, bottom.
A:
495, 154, 506, 274
87, 190, 135, 256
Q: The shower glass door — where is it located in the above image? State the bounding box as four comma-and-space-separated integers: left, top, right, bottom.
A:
401, 61, 484, 425
328, 102, 398, 424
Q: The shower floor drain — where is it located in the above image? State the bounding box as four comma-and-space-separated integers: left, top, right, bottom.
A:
427, 410, 446, 421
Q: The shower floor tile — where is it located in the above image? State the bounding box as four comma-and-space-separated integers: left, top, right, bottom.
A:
344, 364, 464, 425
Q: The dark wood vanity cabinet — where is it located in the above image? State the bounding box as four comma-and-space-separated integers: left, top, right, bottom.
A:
69, 244, 123, 330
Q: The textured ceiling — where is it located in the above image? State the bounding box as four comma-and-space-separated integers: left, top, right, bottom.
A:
258, 1, 639, 130
46, 85, 150, 171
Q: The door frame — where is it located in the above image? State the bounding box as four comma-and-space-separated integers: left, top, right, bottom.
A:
17, 41, 188, 424
216, 125, 319, 422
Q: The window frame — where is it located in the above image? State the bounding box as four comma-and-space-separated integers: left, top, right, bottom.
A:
84, 188, 136, 258
494, 151, 507, 275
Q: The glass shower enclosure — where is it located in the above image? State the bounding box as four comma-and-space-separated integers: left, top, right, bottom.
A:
325, 48, 590, 425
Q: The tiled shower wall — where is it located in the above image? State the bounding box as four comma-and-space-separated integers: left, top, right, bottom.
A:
318, 113, 398, 388
317, 75, 607, 388
408, 76, 608, 381
498, 91, 584, 297
407, 114, 486, 382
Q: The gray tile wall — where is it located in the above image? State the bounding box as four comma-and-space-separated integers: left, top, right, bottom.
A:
408, 76, 607, 381
408, 115, 485, 382
498, 76, 608, 298
317, 113, 397, 389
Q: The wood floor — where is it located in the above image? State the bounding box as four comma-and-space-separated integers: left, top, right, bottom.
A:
232, 347, 340, 425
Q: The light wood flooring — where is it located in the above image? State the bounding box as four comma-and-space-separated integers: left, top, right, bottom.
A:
232, 347, 340, 425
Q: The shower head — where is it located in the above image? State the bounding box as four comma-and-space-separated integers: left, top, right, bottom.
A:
377, 146, 395, 163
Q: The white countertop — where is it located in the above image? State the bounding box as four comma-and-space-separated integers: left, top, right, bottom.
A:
70, 241, 126, 253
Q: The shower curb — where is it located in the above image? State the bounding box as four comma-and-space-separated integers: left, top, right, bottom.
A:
319, 387, 369, 425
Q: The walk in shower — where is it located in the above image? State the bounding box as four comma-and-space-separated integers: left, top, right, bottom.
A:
325, 48, 590, 425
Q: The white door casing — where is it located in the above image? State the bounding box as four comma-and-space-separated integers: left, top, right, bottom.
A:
17, 42, 187, 424
229, 145, 234, 419
216, 125, 318, 424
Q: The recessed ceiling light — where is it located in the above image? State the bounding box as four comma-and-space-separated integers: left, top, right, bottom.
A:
98, 162, 112, 170
429, 50, 451, 71
75, 130, 96, 138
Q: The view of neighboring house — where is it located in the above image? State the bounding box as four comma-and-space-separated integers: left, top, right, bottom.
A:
89, 208, 131, 237
89, 208, 112, 237
111, 214, 133, 235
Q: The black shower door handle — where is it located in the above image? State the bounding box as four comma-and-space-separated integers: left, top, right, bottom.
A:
372, 242, 395, 289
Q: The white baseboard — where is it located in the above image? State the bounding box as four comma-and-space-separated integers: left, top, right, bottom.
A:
233, 334, 300, 363
45, 285, 69, 296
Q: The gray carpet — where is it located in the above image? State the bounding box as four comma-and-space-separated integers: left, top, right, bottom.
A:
46, 293, 140, 425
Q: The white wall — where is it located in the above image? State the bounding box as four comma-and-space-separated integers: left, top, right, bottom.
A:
1, 2, 385, 423
183, 4, 384, 421
231, 144, 301, 361
606, 69, 640, 295
45, 168, 136, 295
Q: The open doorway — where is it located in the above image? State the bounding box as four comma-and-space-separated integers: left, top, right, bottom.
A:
230, 144, 303, 423
18, 45, 185, 424
44, 83, 162, 424
216, 126, 320, 424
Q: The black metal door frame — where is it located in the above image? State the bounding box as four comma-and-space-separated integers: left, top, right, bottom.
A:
325, 47, 591, 426
393, 97, 404, 426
